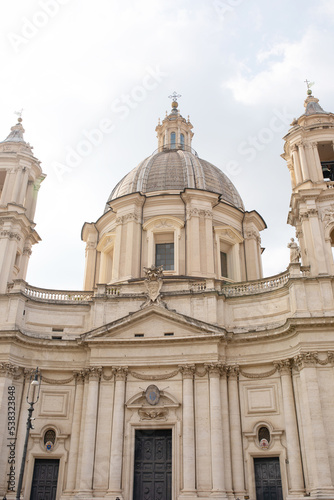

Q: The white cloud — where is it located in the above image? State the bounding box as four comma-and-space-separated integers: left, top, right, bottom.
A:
223, 27, 334, 105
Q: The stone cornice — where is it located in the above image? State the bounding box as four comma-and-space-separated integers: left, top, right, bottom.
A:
1, 352, 333, 385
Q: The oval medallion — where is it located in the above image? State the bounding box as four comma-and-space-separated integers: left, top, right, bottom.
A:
145, 385, 160, 406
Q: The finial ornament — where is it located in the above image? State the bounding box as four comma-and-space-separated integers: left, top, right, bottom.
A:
168, 91, 182, 103
304, 79, 315, 96
14, 109, 23, 122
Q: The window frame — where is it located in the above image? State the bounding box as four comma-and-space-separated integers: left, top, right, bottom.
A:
143, 216, 184, 275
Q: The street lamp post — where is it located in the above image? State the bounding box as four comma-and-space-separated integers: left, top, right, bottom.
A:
15, 368, 41, 500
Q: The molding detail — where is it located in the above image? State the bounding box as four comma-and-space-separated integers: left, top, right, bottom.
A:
138, 408, 169, 420
0, 231, 21, 241
130, 369, 179, 380
0, 363, 22, 379
186, 208, 212, 220
115, 213, 139, 225
240, 366, 277, 379
42, 375, 75, 385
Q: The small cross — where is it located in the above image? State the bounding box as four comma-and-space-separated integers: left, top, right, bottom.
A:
304, 79, 315, 90
168, 91, 182, 103
14, 108, 23, 120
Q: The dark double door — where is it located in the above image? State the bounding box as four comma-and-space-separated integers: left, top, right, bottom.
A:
133, 429, 172, 500
30, 459, 59, 500
254, 457, 283, 500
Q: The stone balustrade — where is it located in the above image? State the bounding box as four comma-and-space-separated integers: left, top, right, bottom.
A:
22, 283, 93, 302
221, 271, 290, 297
8, 269, 302, 304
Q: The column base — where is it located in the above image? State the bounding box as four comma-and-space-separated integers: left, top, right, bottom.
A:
105, 490, 123, 499
309, 487, 334, 499
209, 491, 228, 500
286, 490, 306, 500
70, 491, 94, 499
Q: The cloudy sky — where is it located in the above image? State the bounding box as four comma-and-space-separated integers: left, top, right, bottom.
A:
1, 0, 333, 290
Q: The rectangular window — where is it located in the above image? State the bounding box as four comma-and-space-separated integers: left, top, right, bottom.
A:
220, 251, 228, 277
156, 243, 174, 270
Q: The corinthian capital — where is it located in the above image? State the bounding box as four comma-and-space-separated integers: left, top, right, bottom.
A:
113, 366, 128, 381
273, 359, 291, 375
227, 365, 239, 379
179, 364, 195, 379
293, 352, 317, 371
205, 363, 223, 378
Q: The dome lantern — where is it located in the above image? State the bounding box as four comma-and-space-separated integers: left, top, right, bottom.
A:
155, 92, 194, 152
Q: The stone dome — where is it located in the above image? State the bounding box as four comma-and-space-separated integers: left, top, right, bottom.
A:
105, 148, 244, 211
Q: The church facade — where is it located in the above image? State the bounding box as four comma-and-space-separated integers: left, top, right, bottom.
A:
1, 91, 334, 500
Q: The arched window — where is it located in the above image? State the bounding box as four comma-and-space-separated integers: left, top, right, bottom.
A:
171, 132, 176, 149
44, 429, 56, 445
180, 133, 185, 149
258, 426, 270, 444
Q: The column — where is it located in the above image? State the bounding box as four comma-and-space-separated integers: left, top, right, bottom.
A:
0, 232, 19, 293
208, 364, 227, 499
112, 222, 123, 281
187, 208, 201, 274
12, 168, 23, 203
84, 241, 97, 290
93, 370, 115, 495
64, 372, 85, 493
220, 368, 233, 498
0, 168, 15, 205
291, 145, 302, 185
294, 354, 334, 497
180, 365, 196, 497
244, 231, 260, 280
307, 210, 328, 275
310, 142, 323, 182
194, 370, 211, 494
107, 367, 128, 498
18, 243, 32, 280
24, 181, 34, 217
227, 366, 245, 497
204, 211, 215, 276
78, 367, 101, 496
275, 360, 304, 495
17, 167, 29, 206
28, 179, 43, 222
287, 163, 296, 189
298, 142, 310, 181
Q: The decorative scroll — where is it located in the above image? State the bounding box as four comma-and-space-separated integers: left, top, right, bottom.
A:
42, 375, 74, 385
130, 369, 179, 381
239, 367, 277, 379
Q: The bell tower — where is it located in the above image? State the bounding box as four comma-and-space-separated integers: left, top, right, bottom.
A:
0, 116, 45, 292
282, 86, 334, 276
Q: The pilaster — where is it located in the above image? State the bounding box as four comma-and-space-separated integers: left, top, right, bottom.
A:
107, 367, 128, 499
179, 364, 196, 498
227, 365, 246, 497
294, 353, 334, 497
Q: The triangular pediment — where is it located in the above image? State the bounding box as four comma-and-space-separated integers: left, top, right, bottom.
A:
81, 304, 225, 341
